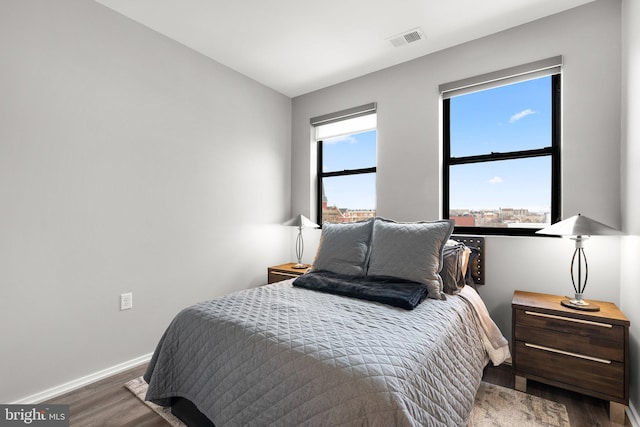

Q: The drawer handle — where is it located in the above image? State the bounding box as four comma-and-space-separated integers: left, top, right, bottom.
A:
525, 343, 611, 364
524, 311, 612, 328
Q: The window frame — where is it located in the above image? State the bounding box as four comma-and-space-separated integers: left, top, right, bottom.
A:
442, 74, 562, 236
316, 137, 377, 225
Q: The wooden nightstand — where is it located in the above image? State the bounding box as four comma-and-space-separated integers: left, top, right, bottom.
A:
267, 263, 311, 284
512, 290, 630, 424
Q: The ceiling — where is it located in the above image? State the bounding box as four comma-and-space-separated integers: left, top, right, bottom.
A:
94, 0, 595, 98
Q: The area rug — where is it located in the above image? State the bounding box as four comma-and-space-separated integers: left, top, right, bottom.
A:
126, 378, 570, 427
468, 382, 570, 427
125, 377, 184, 427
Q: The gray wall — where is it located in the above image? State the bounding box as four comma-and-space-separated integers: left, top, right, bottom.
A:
0, 0, 291, 403
621, 0, 640, 420
293, 0, 622, 367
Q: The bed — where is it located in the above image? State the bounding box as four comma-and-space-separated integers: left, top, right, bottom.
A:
144, 218, 509, 426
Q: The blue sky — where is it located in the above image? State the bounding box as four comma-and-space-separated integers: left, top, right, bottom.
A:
322, 76, 552, 213
449, 76, 552, 212
322, 130, 376, 209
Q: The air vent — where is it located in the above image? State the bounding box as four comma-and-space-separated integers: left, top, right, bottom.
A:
387, 27, 425, 47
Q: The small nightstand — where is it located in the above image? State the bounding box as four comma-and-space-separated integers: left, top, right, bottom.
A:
512, 290, 630, 424
267, 263, 311, 284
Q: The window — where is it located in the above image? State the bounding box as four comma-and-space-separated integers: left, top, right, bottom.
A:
441, 57, 561, 235
311, 103, 377, 224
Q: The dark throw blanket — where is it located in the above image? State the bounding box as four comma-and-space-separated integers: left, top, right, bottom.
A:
293, 271, 429, 309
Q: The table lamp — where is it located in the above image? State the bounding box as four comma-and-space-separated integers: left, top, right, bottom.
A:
283, 214, 319, 269
536, 213, 621, 311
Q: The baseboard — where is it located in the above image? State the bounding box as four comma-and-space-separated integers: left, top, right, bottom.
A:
11, 353, 153, 404
628, 402, 640, 427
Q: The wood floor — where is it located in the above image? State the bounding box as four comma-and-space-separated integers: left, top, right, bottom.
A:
46, 364, 166, 427
46, 363, 628, 426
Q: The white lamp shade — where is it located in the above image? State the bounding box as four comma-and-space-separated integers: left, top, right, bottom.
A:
535, 213, 621, 237
283, 214, 319, 229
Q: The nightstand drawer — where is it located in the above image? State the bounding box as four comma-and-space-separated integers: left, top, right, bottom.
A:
514, 341, 625, 400
268, 271, 300, 283
514, 309, 625, 362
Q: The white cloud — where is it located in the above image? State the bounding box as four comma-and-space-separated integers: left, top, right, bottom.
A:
509, 109, 536, 123
488, 176, 504, 184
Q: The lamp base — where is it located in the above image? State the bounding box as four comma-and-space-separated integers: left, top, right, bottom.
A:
561, 298, 600, 312
292, 263, 309, 269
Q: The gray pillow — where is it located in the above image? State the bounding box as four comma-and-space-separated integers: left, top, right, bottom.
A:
311, 219, 373, 276
366, 218, 455, 300
442, 240, 467, 295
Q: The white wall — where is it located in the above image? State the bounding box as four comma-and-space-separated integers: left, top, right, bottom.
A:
0, 0, 291, 403
621, 0, 640, 420
292, 0, 622, 341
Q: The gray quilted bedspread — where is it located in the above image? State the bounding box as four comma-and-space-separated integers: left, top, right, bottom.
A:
144, 280, 487, 426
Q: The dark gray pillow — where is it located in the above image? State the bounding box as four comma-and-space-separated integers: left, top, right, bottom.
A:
442, 240, 467, 295
311, 219, 373, 276
366, 218, 455, 300
464, 246, 481, 290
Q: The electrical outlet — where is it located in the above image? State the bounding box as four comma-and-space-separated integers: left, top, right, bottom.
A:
120, 292, 133, 311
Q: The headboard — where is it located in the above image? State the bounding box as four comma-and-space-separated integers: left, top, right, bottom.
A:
451, 235, 485, 286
